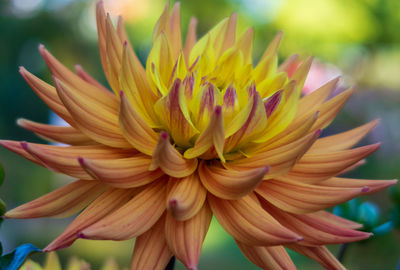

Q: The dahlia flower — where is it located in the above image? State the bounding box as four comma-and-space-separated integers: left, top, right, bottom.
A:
2, 2, 397, 270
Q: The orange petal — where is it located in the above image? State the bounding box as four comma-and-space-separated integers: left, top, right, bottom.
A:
44, 188, 137, 251
54, 78, 131, 148
256, 179, 371, 214
150, 132, 198, 178
319, 177, 398, 195
208, 194, 301, 246
287, 245, 345, 270
309, 119, 379, 153
199, 161, 268, 200
261, 200, 371, 246
5, 180, 106, 219
80, 180, 166, 240
78, 155, 164, 188
74, 64, 109, 93
184, 106, 225, 161
277, 54, 299, 73
19, 67, 74, 125
96, 1, 110, 84
165, 203, 212, 270
130, 214, 173, 270
285, 143, 380, 183
118, 91, 158, 155
236, 243, 296, 270
17, 118, 94, 145
39, 45, 118, 108
313, 211, 363, 230
166, 173, 207, 221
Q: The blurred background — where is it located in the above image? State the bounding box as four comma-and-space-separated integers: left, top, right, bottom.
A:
1, 0, 400, 269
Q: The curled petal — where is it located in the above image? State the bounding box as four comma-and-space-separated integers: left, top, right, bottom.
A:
130, 215, 173, 270
54, 78, 130, 148
260, 200, 371, 246
44, 188, 137, 251
208, 194, 301, 246
17, 118, 94, 145
236, 243, 296, 270
309, 119, 379, 153
184, 106, 225, 161
78, 156, 164, 188
287, 245, 345, 270
5, 180, 106, 219
119, 91, 158, 155
199, 161, 268, 200
150, 132, 198, 178
165, 203, 212, 270
256, 179, 371, 214
166, 173, 207, 221
80, 180, 166, 240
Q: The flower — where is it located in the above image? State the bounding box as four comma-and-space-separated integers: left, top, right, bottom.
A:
21, 252, 120, 270
2, 2, 397, 269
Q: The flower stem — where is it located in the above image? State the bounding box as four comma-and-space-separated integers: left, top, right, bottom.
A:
337, 243, 349, 263
165, 256, 176, 270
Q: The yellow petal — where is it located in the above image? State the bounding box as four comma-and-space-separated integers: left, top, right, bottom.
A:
235, 27, 254, 65
183, 17, 198, 64
78, 155, 164, 188
261, 200, 371, 246
208, 194, 301, 246
199, 161, 268, 200
43, 252, 62, 270
54, 78, 131, 148
118, 91, 158, 155
287, 245, 345, 270
184, 106, 225, 161
166, 173, 207, 221
17, 118, 94, 145
44, 188, 137, 251
256, 179, 371, 214
5, 180, 106, 219
236, 243, 296, 270
150, 131, 198, 178
130, 215, 173, 270
80, 180, 166, 240
165, 203, 212, 270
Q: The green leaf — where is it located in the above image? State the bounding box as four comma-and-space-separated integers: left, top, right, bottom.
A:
0, 243, 41, 270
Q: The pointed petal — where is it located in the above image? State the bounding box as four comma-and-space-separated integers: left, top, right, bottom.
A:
78, 155, 164, 188
43, 252, 62, 270
5, 180, 106, 219
183, 17, 198, 64
208, 194, 301, 246
80, 180, 166, 240
261, 200, 371, 246
168, 2, 182, 58
118, 91, 158, 155
96, 1, 110, 83
236, 243, 296, 270
309, 119, 379, 153
319, 177, 398, 195
313, 211, 363, 230
235, 27, 254, 65
19, 67, 74, 125
44, 188, 137, 251
54, 78, 131, 148
256, 179, 371, 214
184, 106, 225, 161
74, 64, 109, 93
199, 161, 268, 200
17, 118, 94, 145
130, 215, 173, 270
150, 132, 198, 178
166, 173, 207, 221
165, 203, 212, 270
39, 45, 118, 107
287, 245, 346, 270
277, 54, 299, 73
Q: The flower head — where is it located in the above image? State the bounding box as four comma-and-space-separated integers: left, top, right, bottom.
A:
2, 2, 397, 269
